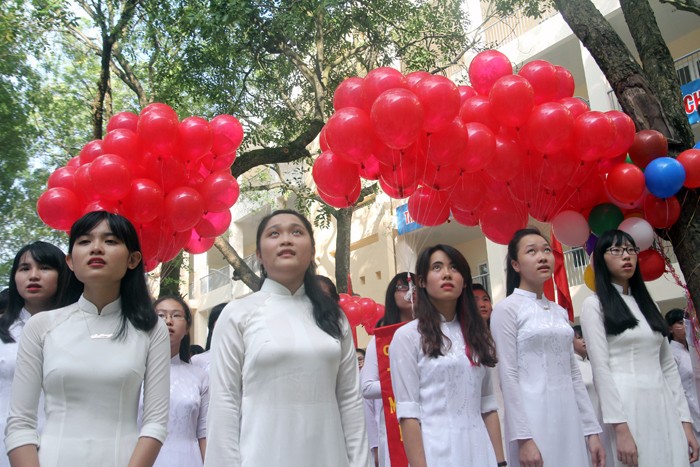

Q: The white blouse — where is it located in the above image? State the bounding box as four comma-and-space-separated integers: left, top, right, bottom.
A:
389, 318, 498, 466
191, 350, 212, 373
204, 279, 371, 467
5, 296, 170, 467
670, 340, 700, 432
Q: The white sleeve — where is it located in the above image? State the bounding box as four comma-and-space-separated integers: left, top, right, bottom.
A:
660, 338, 693, 423
364, 397, 378, 450
580, 296, 627, 424
361, 336, 382, 399
389, 326, 421, 421
197, 370, 209, 439
335, 316, 372, 467
204, 306, 244, 466
567, 336, 602, 435
4, 317, 45, 453
480, 366, 498, 413
491, 300, 533, 441
140, 320, 171, 443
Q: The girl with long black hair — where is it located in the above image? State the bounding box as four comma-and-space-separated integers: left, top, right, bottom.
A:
581, 230, 698, 466
205, 209, 370, 466
5, 212, 170, 467
389, 244, 505, 466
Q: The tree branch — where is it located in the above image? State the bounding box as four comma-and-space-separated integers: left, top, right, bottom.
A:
213, 237, 261, 291
659, 0, 700, 16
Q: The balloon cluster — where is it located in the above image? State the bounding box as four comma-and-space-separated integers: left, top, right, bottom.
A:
339, 293, 385, 335
313, 50, 700, 249
37, 103, 243, 271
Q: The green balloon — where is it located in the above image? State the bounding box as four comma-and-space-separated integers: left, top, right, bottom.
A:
588, 203, 624, 236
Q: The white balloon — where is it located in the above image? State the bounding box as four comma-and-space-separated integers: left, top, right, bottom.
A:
551, 210, 590, 246
618, 217, 654, 251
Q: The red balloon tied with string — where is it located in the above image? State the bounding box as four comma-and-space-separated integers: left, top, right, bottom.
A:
325, 107, 375, 163
458, 122, 496, 173
479, 199, 528, 245
677, 149, 700, 188
518, 60, 558, 104
210, 114, 243, 158
48, 166, 77, 191
413, 75, 461, 133
361, 67, 407, 110
370, 88, 424, 149
407, 186, 450, 226
606, 163, 646, 205
164, 187, 205, 232
185, 231, 216, 255
628, 130, 667, 169
312, 151, 361, 197
90, 154, 132, 200
489, 75, 535, 128
638, 249, 665, 281
102, 129, 141, 169
333, 77, 365, 111
122, 178, 164, 224
642, 194, 681, 229
106, 111, 139, 133
468, 50, 513, 96
37, 188, 82, 231
79, 140, 104, 165
195, 209, 232, 238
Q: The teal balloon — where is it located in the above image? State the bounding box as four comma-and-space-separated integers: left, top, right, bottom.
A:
588, 203, 624, 236
645, 157, 685, 198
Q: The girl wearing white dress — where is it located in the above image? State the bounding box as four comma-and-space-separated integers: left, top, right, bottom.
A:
6, 211, 170, 467
361, 271, 417, 466
581, 229, 699, 467
148, 296, 208, 467
0, 242, 78, 467
389, 244, 506, 467
204, 209, 370, 467
491, 228, 604, 467
191, 302, 226, 373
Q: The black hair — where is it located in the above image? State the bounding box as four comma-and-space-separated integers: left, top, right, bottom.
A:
382, 272, 417, 326
69, 211, 157, 339
154, 295, 192, 363
205, 302, 227, 351
256, 209, 342, 339
0, 288, 9, 314
414, 244, 497, 366
1, 242, 81, 344
592, 229, 667, 336
506, 228, 548, 296
190, 344, 205, 356
355, 348, 366, 357
572, 324, 583, 338
316, 275, 340, 302
471, 283, 490, 297
665, 308, 686, 344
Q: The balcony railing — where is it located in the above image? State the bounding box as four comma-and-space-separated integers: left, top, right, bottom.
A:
472, 272, 491, 296
200, 266, 231, 295
563, 247, 589, 287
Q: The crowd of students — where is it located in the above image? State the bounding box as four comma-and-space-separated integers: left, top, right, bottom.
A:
0, 208, 698, 467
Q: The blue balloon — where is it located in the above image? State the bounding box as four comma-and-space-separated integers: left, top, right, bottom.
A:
644, 157, 686, 198
694, 141, 700, 149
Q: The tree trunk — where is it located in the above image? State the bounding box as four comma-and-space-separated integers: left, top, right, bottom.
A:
92, 37, 114, 140
213, 236, 261, 291
159, 252, 183, 298
334, 207, 353, 294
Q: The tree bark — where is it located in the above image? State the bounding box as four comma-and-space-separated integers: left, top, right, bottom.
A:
659, 0, 700, 16
213, 237, 261, 292
334, 207, 353, 294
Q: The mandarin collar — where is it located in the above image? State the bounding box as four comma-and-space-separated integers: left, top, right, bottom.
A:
171, 355, 183, 365
261, 278, 306, 297
612, 283, 631, 295
513, 288, 551, 308
18, 308, 32, 323
78, 295, 122, 316
439, 313, 458, 323
670, 340, 687, 351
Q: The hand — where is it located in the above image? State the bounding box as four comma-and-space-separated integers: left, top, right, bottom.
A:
683, 422, 699, 463
613, 423, 638, 466
586, 434, 606, 467
518, 438, 543, 467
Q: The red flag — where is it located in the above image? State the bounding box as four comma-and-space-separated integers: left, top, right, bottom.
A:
550, 232, 574, 320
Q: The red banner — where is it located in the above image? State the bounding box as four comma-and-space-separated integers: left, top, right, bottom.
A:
374, 322, 409, 467
544, 232, 574, 320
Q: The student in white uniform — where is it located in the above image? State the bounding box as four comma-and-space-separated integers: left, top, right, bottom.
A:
389, 244, 506, 466
5, 211, 170, 467
0, 242, 79, 467
191, 302, 226, 373
204, 209, 370, 467
579, 228, 698, 467
150, 296, 208, 467
492, 228, 605, 467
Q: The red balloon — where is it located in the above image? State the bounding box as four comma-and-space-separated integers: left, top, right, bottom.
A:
137, 108, 179, 156
185, 230, 216, 254
48, 166, 77, 191
479, 199, 528, 245
359, 155, 381, 181
37, 188, 82, 231
343, 301, 363, 327
540, 150, 578, 191
370, 88, 424, 149
178, 117, 212, 164
102, 129, 140, 168
421, 160, 460, 191
210, 115, 244, 158
606, 163, 646, 205
572, 111, 615, 161
405, 71, 432, 90
559, 97, 590, 119
407, 186, 450, 226
79, 140, 104, 165
201, 151, 236, 172
638, 249, 665, 281
643, 194, 681, 229
485, 135, 523, 182
67, 156, 81, 168
138, 220, 162, 263
451, 205, 480, 226
524, 102, 574, 153
122, 178, 164, 224
312, 151, 361, 197
200, 170, 240, 212
140, 103, 177, 119
628, 130, 667, 169
82, 199, 122, 215
458, 85, 478, 105
325, 107, 376, 163
413, 75, 460, 133
425, 118, 468, 166
378, 175, 417, 199
107, 111, 139, 133
450, 173, 485, 211
158, 229, 190, 263
457, 122, 496, 173
677, 149, 700, 188
459, 95, 499, 131
333, 77, 365, 110
319, 126, 330, 152
90, 154, 132, 200
606, 111, 636, 158
377, 145, 422, 188
361, 67, 407, 110
142, 153, 187, 194
518, 60, 558, 104
568, 159, 600, 188
489, 75, 535, 128
468, 50, 513, 96
164, 187, 205, 232
318, 180, 361, 208
553, 66, 575, 99
528, 188, 560, 223
74, 164, 98, 202
195, 210, 232, 238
